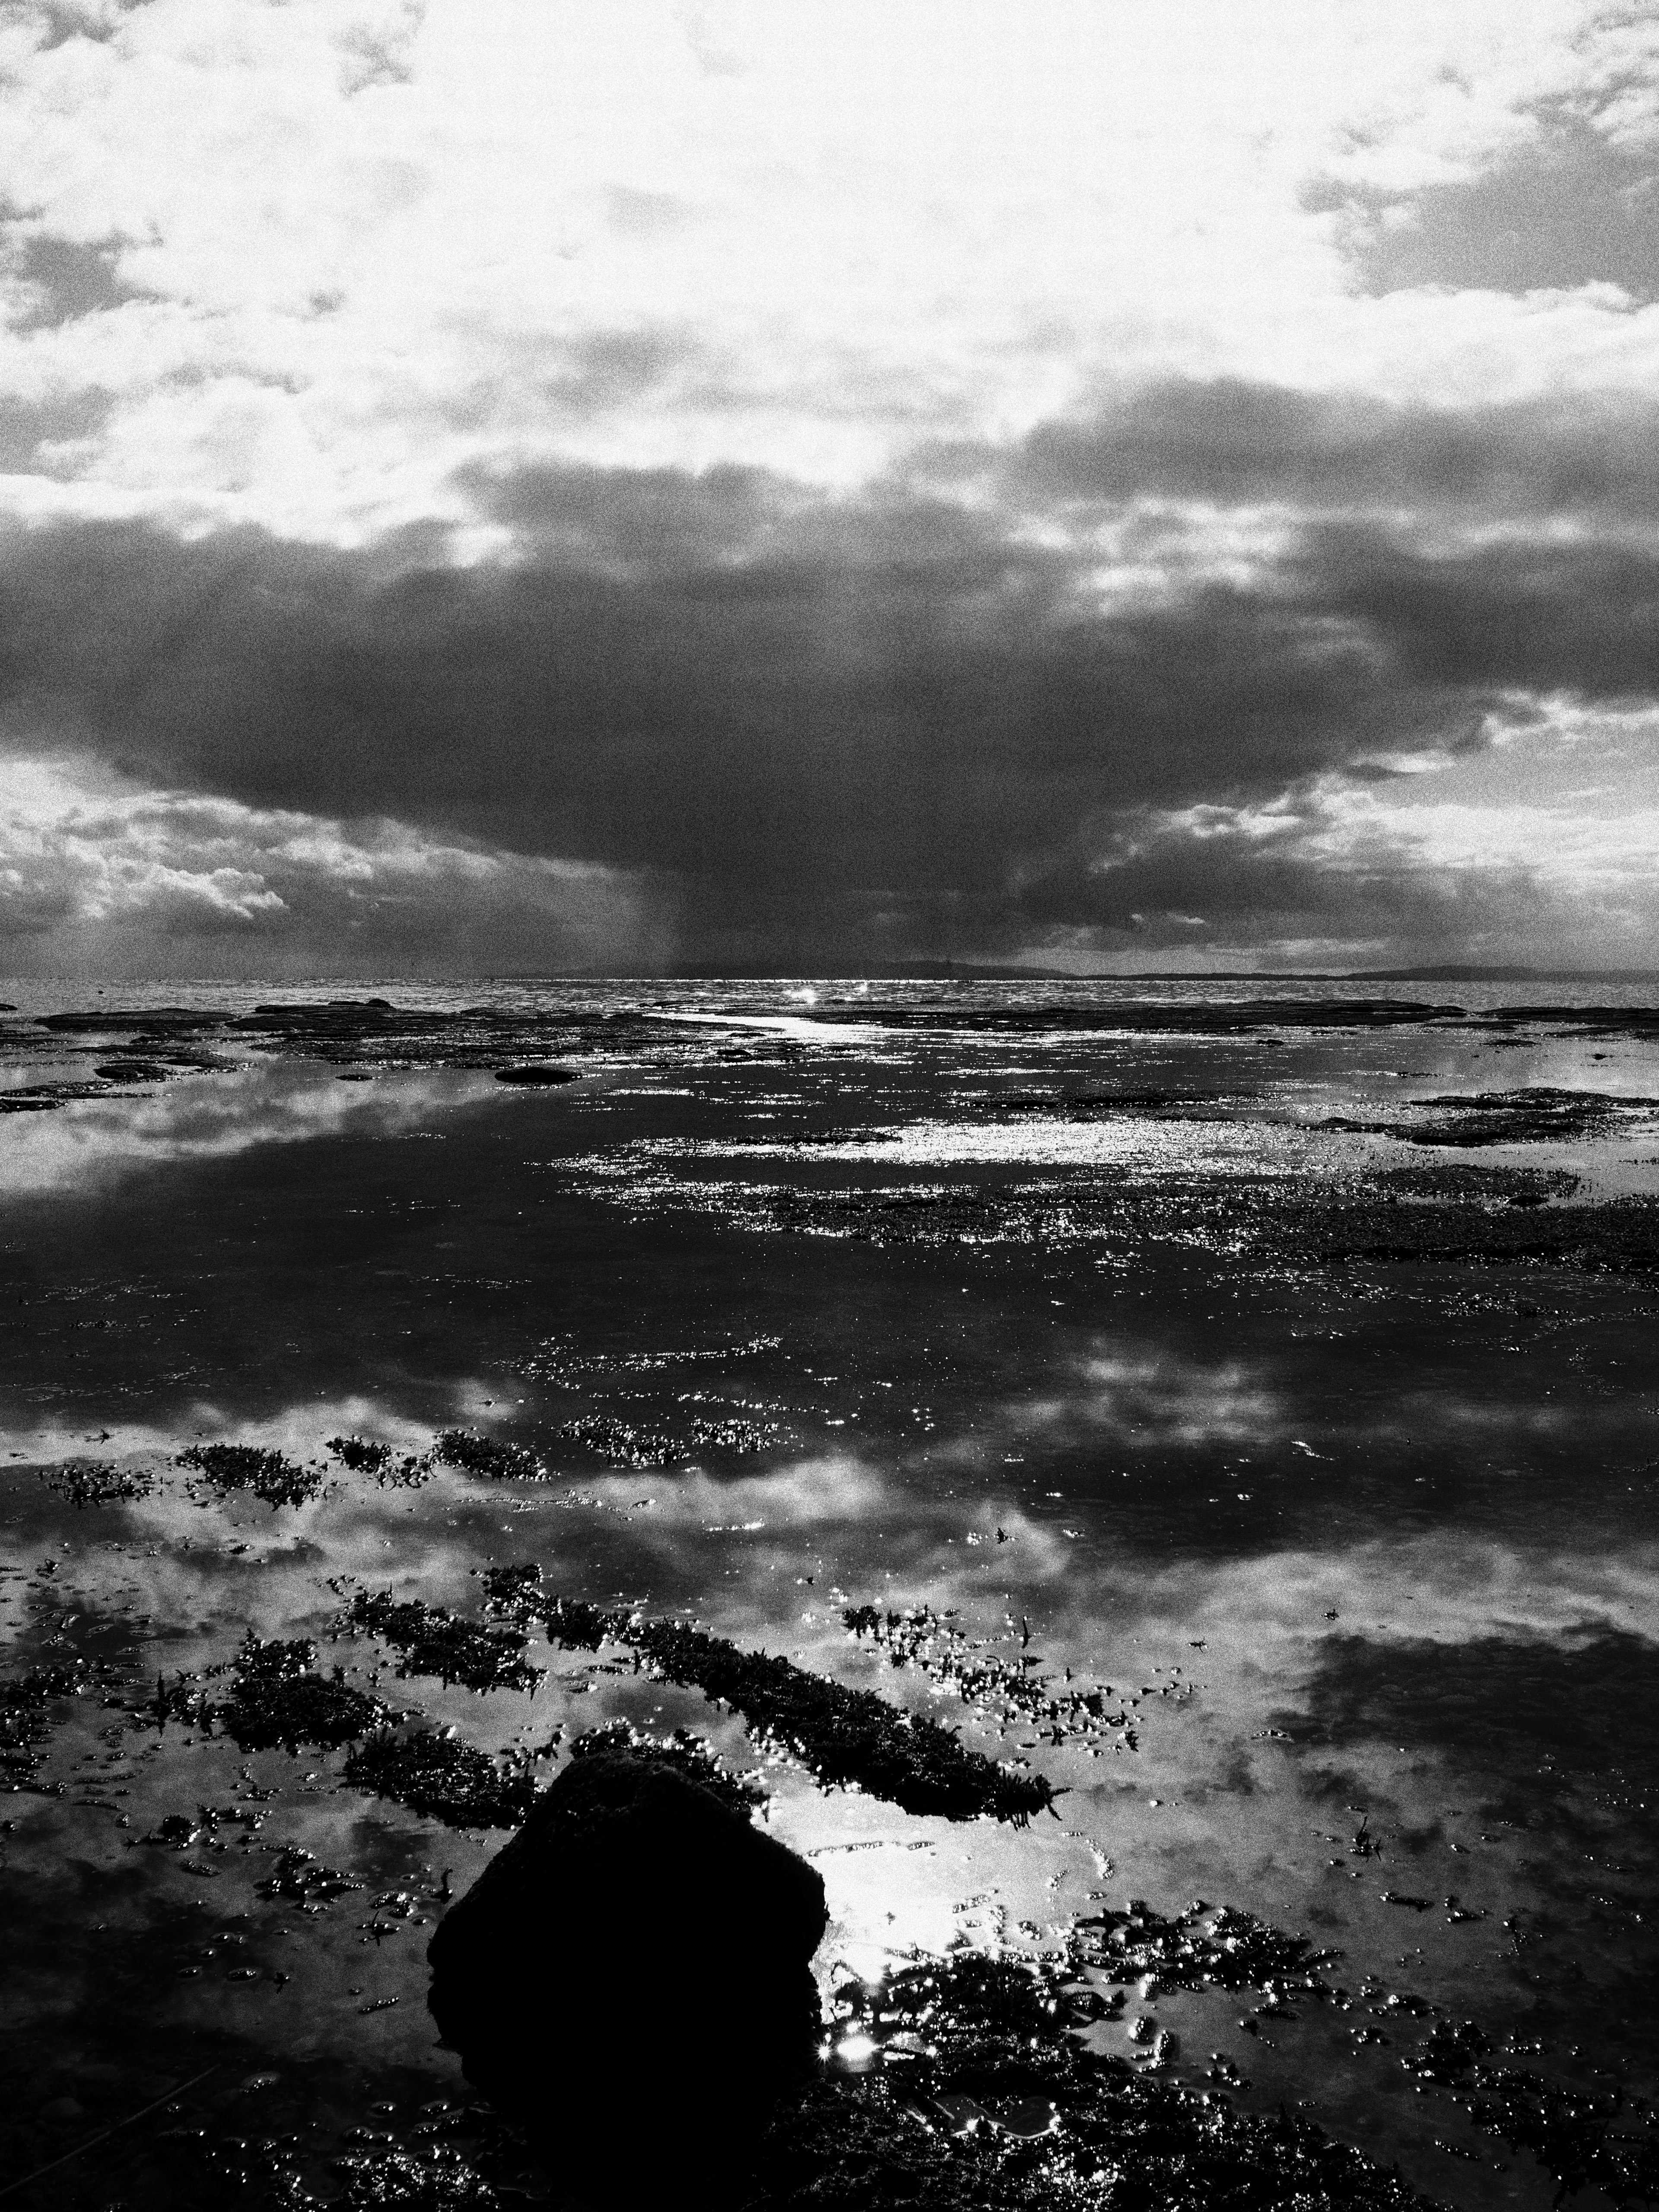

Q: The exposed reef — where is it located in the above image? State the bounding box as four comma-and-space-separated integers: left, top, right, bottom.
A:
1322, 1087, 1659, 1148
510, 1580, 1056, 1823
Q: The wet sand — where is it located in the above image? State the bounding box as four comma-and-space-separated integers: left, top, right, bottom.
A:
3, 979, 1659, 2208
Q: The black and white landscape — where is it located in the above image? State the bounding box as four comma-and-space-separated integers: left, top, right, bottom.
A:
3, 9, 1659, 2211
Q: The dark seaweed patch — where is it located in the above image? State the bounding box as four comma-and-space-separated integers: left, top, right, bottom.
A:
746, 1948, 1433, 2212
566, 1719, 769, 1820
1073, 1898, 1339, 1998
178, 1442, 324, 1508
556, 1408, 785, 1466
1369, 1165, 1579, 1204
327, 1434, 394, 1475
337, 1589, 541, 1694
531, 1585, 1054, 1823
1290, 1195, 1659, 1275
38, 1457, 157, 1506
92, 1059, 171, 1082
1323, 1087, 1659, 1149
326, 1433, 432, 1489
430, 1430, 547, 1481
0, 1662, 91, 1781
0, 1078, 113, 1111
283, 2146, 501, 2209
343, 1729, 537, 1829
845, 1604, 1137, 1752
1403, 2021, 1659, 2205
1001, 1088, 1260, 1115
216, 1634, 388, 1752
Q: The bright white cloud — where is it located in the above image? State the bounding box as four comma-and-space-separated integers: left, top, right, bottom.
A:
2, 0, 1657, 537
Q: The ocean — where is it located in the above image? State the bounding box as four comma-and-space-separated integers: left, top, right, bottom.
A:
3, 976, 1658, 2209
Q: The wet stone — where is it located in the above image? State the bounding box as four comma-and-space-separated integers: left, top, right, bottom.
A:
426, 1750, 827, 2208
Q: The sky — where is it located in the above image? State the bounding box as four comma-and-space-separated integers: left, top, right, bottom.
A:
2, 0, 1659, 976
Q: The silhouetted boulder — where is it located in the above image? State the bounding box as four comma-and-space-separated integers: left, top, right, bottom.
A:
426, 1752, 827, 2208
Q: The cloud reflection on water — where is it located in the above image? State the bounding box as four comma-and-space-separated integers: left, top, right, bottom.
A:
0, 1062, 502, 1194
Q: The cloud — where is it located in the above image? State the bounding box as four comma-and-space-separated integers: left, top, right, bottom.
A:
2, 6, 1657, 969
0, 1060, 498, 1196
3, 359, 1659, 970
1009, 378, 1659, 523
0, 758, 664, 974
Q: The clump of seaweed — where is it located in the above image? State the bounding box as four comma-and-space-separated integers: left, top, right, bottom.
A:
1402, 2018, 1659, 2204
0, 1662, 91, 1781
256, 1845, 364, 1907
343, 1728, 538, 1829
328, 1434, 391, 1474
479, 1561, 547, 1616
178, 1442, 324, 1508
567, 1719, 769, 1820
327, 1435, 434, 1486
530, 1586, 1055, 1824
216, 1634, 388, 1752
746, 1948, 1433, 2212
38, 1458, 156, 1507
845, 1605, 1135, 1752
140, 1668, 218, 1731
557, 1408, 785, 1465
1320, 1086, 1659, 1150
278, 2148, 501, 2210
337, 1589, 542, 1694
1073, 1898, 1339, 2000
430, 1430, 547, 1481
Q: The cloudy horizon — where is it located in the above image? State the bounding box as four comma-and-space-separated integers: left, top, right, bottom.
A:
3, 0, 1659, 978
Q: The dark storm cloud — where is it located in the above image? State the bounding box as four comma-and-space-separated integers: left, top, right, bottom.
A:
4, 378, 1659, 960
1009, 377, 1659, 518
1004, 813, 1544, 953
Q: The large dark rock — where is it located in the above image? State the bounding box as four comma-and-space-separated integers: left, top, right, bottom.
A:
426, 1752, 828, 2206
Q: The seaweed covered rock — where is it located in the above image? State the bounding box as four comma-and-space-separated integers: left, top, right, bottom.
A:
426, 1751, 827, 2207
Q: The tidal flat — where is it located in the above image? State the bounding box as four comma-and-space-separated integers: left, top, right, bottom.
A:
3, 976, 1659, 2209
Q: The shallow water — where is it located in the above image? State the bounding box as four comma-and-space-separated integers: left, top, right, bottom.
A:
3, 977, 1659, 2207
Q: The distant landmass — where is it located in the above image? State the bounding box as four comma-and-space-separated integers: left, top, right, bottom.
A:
659, 962, 1659, 984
